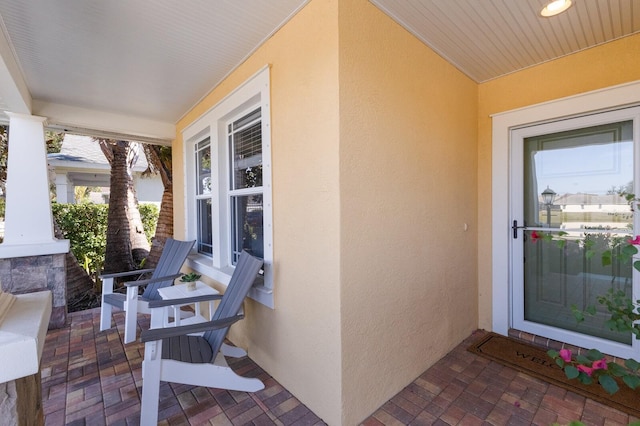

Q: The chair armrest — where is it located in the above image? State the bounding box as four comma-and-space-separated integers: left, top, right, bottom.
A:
147, 293, 223, 308
140, 314, 243, 342
124, 273, 184, 287
99, 268, 155, 280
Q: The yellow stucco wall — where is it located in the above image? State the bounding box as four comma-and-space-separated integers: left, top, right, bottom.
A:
174, 0, 478, 423
167, 0, 640, 424
174, 1, 344, 424
338, 1, 478, 423
174, 0, 481, 423
171, 2, 640, 422
477, 34, 640, 330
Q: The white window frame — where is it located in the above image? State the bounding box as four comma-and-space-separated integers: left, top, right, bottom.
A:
183, 66, 274, 308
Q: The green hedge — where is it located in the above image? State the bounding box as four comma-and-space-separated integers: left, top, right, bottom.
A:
139, 203, 159, 243
52, 202, 159, 279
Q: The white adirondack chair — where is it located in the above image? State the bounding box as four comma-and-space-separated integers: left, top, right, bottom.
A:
99, 238, 195, 344
139, 250, 264, 425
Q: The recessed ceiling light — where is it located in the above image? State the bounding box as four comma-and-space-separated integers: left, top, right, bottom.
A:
540, 0, 573, 17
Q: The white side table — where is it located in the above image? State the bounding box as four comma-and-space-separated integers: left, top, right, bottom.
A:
157, 281, 219, 327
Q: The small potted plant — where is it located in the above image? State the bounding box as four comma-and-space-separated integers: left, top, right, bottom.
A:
180, 272, 201, 291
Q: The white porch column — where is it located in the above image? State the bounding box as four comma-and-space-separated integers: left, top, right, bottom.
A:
54, 172, 74, 204
0, 113, 69, 258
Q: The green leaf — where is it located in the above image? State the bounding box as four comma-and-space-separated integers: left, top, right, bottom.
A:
634, 259, 640, 273
585, 305, 597, 316
585, 249, 595, 259
609, 363, 627, 377
585, 349, 604, 361
573, 311, 585, 322
622, 374, 640, 390
601, 250, 612, 266
579, 374, 593, 385
625, 358, 640, 372
576, 354, 590, 364
598, 374, 619, 395
623, 243, 639, 256
556, 240, 566, 249
565, 365, 579, 379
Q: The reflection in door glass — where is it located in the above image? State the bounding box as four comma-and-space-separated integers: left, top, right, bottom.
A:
523, 121, 633, 344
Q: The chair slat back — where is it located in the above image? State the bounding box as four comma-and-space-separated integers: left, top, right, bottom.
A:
203, 251, 263, 357
142, 238, 195, 300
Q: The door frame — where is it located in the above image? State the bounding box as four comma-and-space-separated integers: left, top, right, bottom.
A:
491, 80, 640, 358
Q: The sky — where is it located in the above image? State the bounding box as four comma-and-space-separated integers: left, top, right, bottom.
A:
532, 140, 633, 196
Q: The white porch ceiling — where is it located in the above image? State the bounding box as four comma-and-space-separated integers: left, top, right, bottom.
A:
0, 0, 310, 142
0, 1, 637, 142
370, 0, 640, 83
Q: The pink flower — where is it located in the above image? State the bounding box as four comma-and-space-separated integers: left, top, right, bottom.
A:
592, 359, 608, 370
531, 231, 541, 242
559, 349, 572, 362
628, 235, 640, 245
577, 364, 593, 376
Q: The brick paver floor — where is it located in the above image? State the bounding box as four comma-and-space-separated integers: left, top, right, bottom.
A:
41, 310, 639, 425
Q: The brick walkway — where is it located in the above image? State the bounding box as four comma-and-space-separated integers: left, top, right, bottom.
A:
362, 331, 638, 426
41, 310, 639, 425
41, 309, 324, 425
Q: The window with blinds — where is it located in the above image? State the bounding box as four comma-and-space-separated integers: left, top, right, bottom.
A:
195, 138, 213, 255
182, 66, 273, 308
229, 108, 262, 190
228, 108, 264, 264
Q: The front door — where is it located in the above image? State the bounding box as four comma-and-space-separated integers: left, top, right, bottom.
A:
510, 107, 640, 358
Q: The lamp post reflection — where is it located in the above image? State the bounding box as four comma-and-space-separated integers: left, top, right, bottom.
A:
541, 186, 556, 228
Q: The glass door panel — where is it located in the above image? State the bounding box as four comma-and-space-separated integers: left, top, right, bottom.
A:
520, 120, 634, 345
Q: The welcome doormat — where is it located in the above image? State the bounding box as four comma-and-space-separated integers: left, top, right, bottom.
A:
467, 332, 640, 418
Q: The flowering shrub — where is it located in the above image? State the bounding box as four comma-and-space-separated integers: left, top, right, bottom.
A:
575, 288, 640, 340
530, 230, 640, 273
535, 229, 640, 395
548, 347, 640, 394
532, 229, 640, 338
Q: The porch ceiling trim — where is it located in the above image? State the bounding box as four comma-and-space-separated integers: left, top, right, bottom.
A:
33, 101, 175, 146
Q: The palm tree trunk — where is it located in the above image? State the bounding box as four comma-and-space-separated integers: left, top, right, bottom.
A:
99, 140, 135, 273
143, 145, 174, 268
127, 182, 151, 266
54, 221, 97, 311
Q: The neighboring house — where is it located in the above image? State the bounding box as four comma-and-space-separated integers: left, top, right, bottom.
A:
0, 1, 638, 425
549, 193, 632, 230
47, 134, 163, 206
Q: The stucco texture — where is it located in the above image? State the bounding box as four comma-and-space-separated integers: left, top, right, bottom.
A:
175, 1, 343, 424
174, 0, 481, 423
169, 1, 640, 425
477, 33, 640, 331
337, 1, 478, 423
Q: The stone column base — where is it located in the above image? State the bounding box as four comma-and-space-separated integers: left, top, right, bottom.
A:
0, 254, 67, 328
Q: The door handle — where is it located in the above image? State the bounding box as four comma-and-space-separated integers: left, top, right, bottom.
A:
512, 220, 526, 239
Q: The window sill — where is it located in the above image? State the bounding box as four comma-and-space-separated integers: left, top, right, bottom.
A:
186, 254, 274, 309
